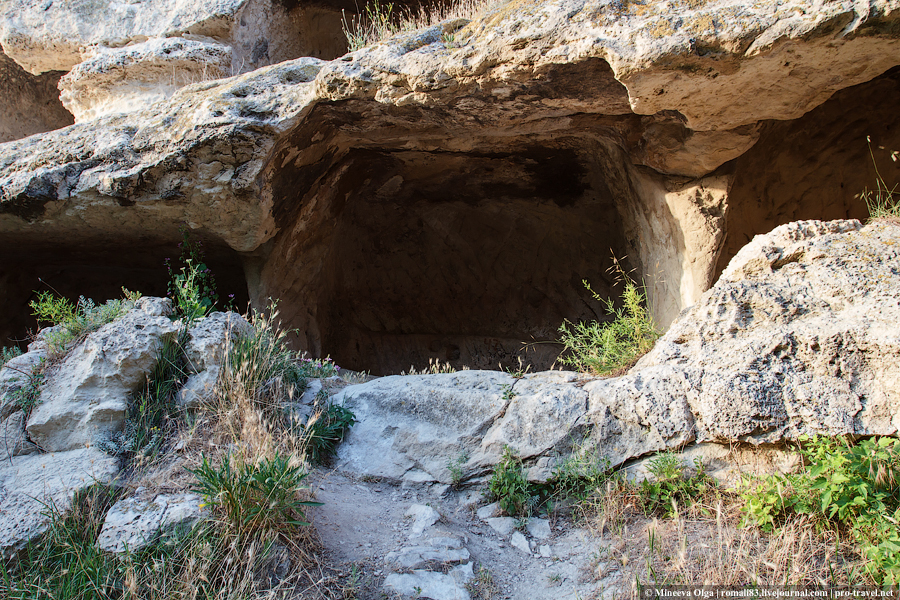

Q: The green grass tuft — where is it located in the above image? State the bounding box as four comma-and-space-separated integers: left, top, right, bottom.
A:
557, 260, 659, 376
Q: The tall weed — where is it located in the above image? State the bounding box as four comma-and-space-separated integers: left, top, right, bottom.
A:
858, 136, 900, 221
557, 259, 659, 375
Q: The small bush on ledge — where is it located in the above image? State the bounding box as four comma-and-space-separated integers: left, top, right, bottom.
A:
557, 260, 659, 376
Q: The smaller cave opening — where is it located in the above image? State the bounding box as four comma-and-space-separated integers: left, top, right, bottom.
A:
716, 65, 900, 277
0, 238, 250, 351
261, 141, 642, 376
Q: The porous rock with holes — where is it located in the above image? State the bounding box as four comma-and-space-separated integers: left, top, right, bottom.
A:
0, 305, 248, 556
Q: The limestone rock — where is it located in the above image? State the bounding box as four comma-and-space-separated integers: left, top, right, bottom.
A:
407, 504, 441, 537
510, 531, 530, 555
0, 52, 72, 143
526, 518, 551, 540
333, 372, 513, 482
384, 563, 474, 600
0, 448, 120, 558
0, 347, 45, 420
58, 38, 233, 122
175, 367, 219, 410
184, 311, 251, 374
26, 297, 180, 452
0, 410, 37, 460
637, 219, 900, 444
385, 543, 470, 570
485, 517, 517, 538
475, 502, 500, 520
98, 492, 205, 553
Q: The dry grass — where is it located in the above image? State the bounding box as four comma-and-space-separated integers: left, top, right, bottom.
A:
579, 480, 871, 597
108, 307, 356, 600
342, 0, 501, 51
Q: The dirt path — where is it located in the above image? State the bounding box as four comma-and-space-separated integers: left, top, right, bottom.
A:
309, 470, 622, 600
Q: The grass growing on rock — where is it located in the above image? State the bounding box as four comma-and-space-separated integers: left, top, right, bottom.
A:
341, 0, 496, 51
30, 290, 139, 356
858, 137, 900, 222
557, 259, 659, 376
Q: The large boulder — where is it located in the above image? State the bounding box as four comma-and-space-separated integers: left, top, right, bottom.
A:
26, 297, 180, 452
622, 219, 900, 445
0, 448, 120, 558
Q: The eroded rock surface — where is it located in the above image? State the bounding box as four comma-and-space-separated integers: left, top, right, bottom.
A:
98, 492, 205, 553
26, 297, 180, 452
0, 448, 120, 558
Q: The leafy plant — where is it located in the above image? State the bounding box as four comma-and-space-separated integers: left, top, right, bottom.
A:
638, 453, 713, 518
166, 230, 218, 323
448, 451, 470, 489
296, 354, 341, 379
857, 136, 900, 220
30, 292, 132, 355
557, 258, 659, 376
740, 435, 900, 583
302, 401, 357, 465
1, 346, 22, 366
342, 0, 399, 51
550, 442, 614, 503
190, 452, 320, 535
488, 446, 533, 517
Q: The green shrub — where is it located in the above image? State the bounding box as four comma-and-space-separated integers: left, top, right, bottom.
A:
557, 262, 659, 376
166, 230, 218, 323
30, 292, 133, 355
637, 453, 713, 518
489, 446, 534, 517
302, 399, 357, 465
190, 452, 320, 536
550, 442, 614, 503
1, 346, 23, 366
740, 435, 900, 584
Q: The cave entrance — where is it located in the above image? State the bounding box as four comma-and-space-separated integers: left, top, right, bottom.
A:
260, 141, 642, 375
0, 237, 250, 350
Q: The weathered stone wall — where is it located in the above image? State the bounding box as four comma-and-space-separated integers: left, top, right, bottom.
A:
0, 53, 72, 143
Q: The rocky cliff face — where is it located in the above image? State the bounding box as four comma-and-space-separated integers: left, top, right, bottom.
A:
0, 0, 899, 373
